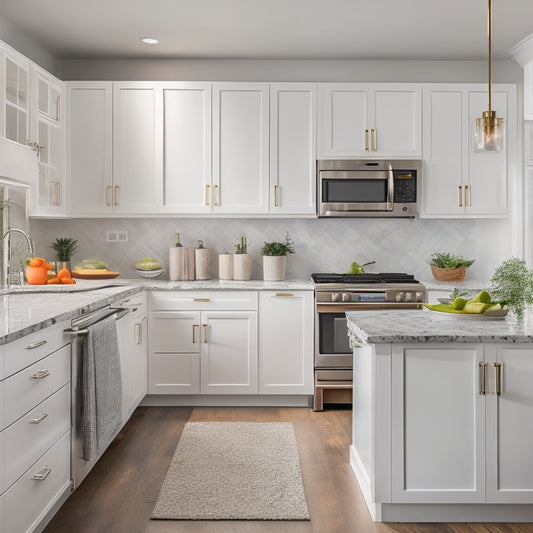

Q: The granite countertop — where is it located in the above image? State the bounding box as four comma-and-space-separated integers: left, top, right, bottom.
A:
346, 309, 533, 346
0, 278, 313, 344
420, 279, 489, 292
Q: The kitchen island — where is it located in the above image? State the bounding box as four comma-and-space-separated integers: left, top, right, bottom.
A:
346, 309, 533, 523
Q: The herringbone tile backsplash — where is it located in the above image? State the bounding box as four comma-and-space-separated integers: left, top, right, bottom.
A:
30, 216, 513, 283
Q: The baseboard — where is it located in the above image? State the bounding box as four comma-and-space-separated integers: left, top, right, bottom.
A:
140, 394, 312, 407
350, 445, 381, 521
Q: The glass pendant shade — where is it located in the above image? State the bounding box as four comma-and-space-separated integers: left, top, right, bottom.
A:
474, 110, 504, 152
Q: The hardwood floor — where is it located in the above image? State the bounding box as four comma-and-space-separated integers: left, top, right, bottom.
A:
43, 406, 533, 533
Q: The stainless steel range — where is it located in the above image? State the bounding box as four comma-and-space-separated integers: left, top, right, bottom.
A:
312, 272, 426, 410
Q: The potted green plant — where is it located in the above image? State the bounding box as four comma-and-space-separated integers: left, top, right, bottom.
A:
51, 237, 78, 272
233, 236, 251, 281
260, 233, 295, 281
430, 252, 475, 282
490, 257, 533, 320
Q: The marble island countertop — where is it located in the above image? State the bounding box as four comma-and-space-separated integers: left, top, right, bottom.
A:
0, 278, 313, 344
346, 308, 533, 346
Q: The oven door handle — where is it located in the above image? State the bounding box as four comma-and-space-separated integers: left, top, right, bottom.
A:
317, 303, 422, 312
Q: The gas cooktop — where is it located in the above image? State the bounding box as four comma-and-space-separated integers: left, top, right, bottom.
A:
311, 272, 419, 284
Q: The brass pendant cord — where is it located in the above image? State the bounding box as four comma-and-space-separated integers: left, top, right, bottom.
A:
488, 0, 492, 113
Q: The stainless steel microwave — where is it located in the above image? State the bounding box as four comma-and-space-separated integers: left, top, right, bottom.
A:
317, 159, 422, 218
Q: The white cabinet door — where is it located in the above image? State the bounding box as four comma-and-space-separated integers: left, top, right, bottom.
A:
422, 84, 515, 218
113, 83, 163, 213
1, 45, 30, 145
371, 86, 421, 157
30, 67, 65, 217
317, 83, 421, 158
486, 345, 533, 503
391, 344, 485, 503
212, 83, 269, 213
201, 311, 258, 394
67, 82, 113, 215
317, 83, 369, 158
148, 311, 201, 394
258, 291, 314, 394
163, 83, 211, 213
269, 84, 316, 215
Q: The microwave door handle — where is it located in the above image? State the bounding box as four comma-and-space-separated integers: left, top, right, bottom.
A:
387, 171, 394, 211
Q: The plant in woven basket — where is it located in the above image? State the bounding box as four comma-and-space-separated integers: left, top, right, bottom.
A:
490, 257, 533, 319
430, 252, 475, 282
51, 237, 78, 262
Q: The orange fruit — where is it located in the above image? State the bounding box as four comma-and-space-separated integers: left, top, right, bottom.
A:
60, 278, 76, 284
57, 268, 71, 280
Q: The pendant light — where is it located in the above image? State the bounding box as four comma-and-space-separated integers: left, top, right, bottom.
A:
474, 0, 504, 152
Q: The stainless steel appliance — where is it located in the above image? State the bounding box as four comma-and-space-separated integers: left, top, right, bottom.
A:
312, 272, 426, 410
64, 304, 129, 489
317, 159, 422, 217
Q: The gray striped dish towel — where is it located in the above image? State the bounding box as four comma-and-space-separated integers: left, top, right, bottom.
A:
82, 313, 123, 461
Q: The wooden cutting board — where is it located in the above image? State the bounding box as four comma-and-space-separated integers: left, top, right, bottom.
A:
71, 269, 121, 279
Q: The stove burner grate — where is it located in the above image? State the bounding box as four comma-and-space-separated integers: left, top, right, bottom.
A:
311, 272, 419, 284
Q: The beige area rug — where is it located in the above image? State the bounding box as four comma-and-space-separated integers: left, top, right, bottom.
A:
151, 422, 310, 521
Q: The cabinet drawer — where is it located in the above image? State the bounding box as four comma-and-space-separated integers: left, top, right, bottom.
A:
3, 384, 70, 492
150, 291, 258, 311
2, 321, 69, 380
2, 431, 71, 533
1, 344, 70, 430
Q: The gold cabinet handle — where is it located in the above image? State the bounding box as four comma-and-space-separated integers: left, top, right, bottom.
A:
465, 185, 472, 207
479, 362, 488, 395
31, 370, 50, 379
192, 324, 199, 343
213, 184, 220, 206
275, 292, 294, 297
114, 185, 120, 206
26, 339, 47, 350
364, 129, 370, 151
494, 362, 504, 396
106, 185, 112, 206
274, 185, 279, 207
134, 323, 142, 345
202, 324, 209, 343
56, 95, 60, 121
458, 185, 463, 207
371, 129, 376, 152
193, 298, 211, 302
205, 184, 211, 206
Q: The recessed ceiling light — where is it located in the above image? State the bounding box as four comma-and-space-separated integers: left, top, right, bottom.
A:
140, 37, 159, 45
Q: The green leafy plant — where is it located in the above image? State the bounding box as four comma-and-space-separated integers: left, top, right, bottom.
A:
449, 287, 469, 300
430, 252, 475, 269
490, 257, 533, 319
260, 232, 295, 256
51, 237, 78, 262
234, 236, 248, 254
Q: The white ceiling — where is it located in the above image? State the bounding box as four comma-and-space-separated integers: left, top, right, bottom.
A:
1, 0, 533, 61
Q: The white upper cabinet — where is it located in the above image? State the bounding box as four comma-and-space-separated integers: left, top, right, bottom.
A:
30, 67, 66, 217
163, 83, 211, 213
113, 82, 163, 213
212, 83, 269, 213
422, 84, 516, 218
67, 82, 113, 215
0, 46, 30, 146
269, 83, 316, 215
317, 83, 422, 159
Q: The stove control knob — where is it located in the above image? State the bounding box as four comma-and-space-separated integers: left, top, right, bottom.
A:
342, 293, 351, 302
395, 292, 404, 302
331, 293, 341, 302
415, 292, 425, 302
404, 292, 413, 302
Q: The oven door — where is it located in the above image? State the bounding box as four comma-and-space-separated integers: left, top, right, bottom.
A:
318, 168, 394, 216
315, 310, 353, 369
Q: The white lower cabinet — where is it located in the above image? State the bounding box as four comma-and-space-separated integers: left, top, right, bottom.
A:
390, 343, 533, 504
148, 292, 259, 395
258, 291, 314, 394
116, 294, 148, 421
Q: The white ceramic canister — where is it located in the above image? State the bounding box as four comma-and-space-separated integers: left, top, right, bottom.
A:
218, 254, 234, 280
233, 253, 252, 281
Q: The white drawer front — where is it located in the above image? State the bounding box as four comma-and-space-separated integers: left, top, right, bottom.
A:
2, 344, 70, 430
3, 321, 69, 379
2, 431, 71, 533
150, 291, 258, 311
4, 384, 70, 491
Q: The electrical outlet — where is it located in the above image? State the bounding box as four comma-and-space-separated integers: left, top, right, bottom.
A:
107, 230, 128, 242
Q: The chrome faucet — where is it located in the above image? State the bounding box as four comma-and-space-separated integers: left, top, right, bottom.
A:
1, 228, 35, 287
